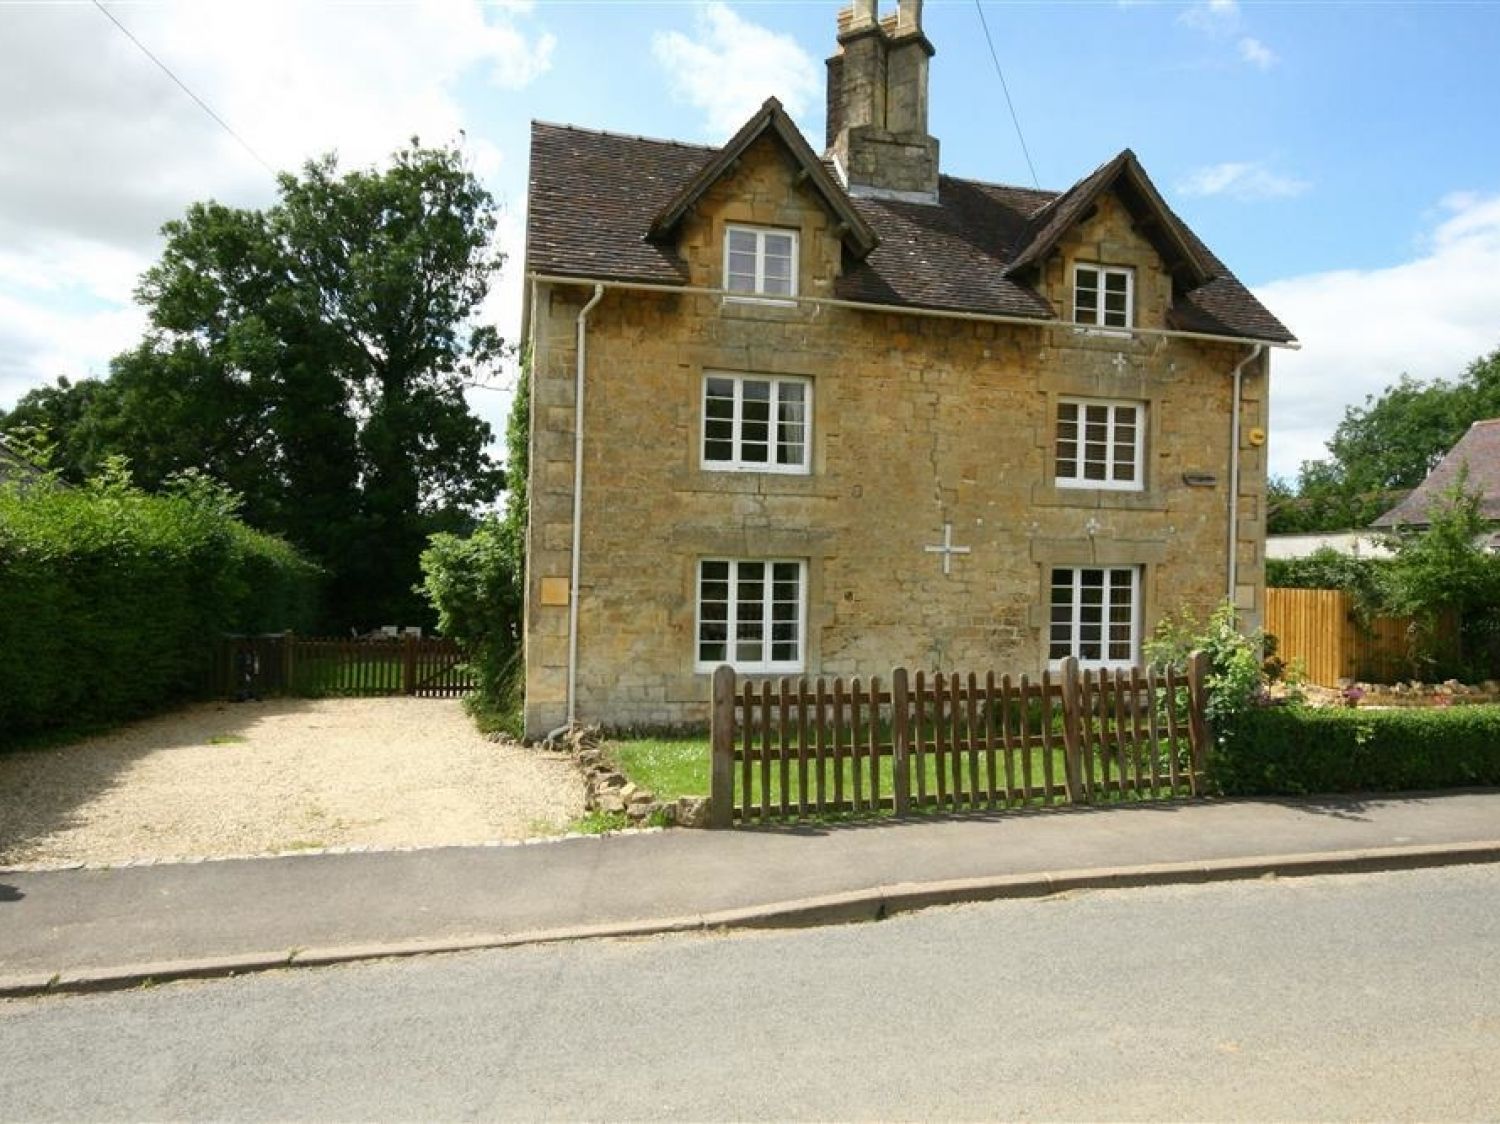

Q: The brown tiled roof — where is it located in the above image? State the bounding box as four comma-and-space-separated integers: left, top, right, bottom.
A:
1370, 419, 1500, 527
526, 116, 1294, 343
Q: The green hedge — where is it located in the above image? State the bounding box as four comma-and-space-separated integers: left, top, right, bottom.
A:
0, 475, 319, 744
1213, 704, 1500, 795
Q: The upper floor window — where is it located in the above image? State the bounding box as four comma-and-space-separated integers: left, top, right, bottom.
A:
703, 373, 810, 474
1055, 398, 1144, 491
725, 225, 797, 300
1074, 264, 1133, 331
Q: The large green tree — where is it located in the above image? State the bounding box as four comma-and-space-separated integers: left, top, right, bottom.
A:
2, 142, 506, 627
0, 375, 120, 482
1270, 347, 1500, 534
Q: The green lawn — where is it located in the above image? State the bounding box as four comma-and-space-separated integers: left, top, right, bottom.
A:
292, 655, 407, 695
607, 734, 1194, 818
284, 655, 477, 697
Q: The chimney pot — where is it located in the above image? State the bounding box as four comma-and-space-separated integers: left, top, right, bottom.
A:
848, 0, 877, 30
897, 0, 923, 34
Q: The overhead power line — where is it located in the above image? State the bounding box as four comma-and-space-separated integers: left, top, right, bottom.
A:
91, 0, 276, 177
973, 0, 1040, 190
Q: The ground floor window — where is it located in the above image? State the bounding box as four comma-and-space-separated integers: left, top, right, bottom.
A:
1048, 566, 1140, 668
696, 559, 805, 673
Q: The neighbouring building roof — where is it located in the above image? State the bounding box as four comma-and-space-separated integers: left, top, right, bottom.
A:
0, 435, 45, 486
1370, 419, 1500, 528
526, 111, 1295, 344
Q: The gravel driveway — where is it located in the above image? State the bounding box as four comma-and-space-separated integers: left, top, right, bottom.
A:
0, 698, 585, 868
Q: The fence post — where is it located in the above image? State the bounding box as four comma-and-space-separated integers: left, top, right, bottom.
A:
1058, 656, 1083, 803
402, 633, 417, 696
1186, 650, 1211, 796
891, 667, 911, 816
709, 665, 737, 828
283, 631, 296, 695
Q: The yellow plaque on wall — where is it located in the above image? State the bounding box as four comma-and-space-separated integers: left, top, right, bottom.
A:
540, 577, 571, 607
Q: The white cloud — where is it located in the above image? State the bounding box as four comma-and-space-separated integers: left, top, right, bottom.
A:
1178, 0, 1240, 34
1256, 193, 1500, 478
1178, 161, 1310, 200
0, 0, 551, 410
652, 2, 822, 139
1238, 36, 1276, 69
1179, 1, 1278, 69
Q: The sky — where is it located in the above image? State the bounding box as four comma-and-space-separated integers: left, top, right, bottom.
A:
1, 0, 1498, 481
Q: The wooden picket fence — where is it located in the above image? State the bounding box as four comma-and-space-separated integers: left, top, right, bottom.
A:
708, 654, 1210, 826
213, 633, 476, 699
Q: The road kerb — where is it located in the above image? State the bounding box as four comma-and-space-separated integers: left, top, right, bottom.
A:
4, 840, 1499, 999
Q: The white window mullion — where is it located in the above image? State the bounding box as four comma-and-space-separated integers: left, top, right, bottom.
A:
726, 561, 741, 670
759, 577, 773, 666
768, 378, 781, 462
731, 379, 743, 466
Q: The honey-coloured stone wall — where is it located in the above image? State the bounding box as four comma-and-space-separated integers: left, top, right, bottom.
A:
522, 136, 1268, 736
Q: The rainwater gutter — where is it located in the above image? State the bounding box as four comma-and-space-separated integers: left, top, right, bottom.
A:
547, 282, 604, 740
1226, 343, 1265, 609
527, 273, 1302, 352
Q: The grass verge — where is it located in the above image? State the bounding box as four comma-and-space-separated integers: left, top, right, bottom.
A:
607, 735, 1194, 815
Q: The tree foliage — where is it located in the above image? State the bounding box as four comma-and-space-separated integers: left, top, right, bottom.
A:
0, 141, 507, 628
1266, 547, 1390, 623
417, 350, 531, 725
0, 464, 318, 744
1383, 471, 1500, 678
1269, 346, 1500, 534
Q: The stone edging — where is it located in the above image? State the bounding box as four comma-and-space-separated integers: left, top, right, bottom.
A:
550, 725, 710, 828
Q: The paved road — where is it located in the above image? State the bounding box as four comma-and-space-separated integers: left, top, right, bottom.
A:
3, 864, 1499, 1120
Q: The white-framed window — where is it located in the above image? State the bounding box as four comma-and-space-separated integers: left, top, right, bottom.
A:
702, 373, 811, 474
1073, 263, 1133, 331
696, 559, 806, 673
1055, 398, 1145, 491
724, 225, 798, 301
1048, 566, 1140, 669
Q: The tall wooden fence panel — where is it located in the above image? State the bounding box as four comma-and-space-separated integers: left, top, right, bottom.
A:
214, 634, 476, 699
708, 654, 1209, 827
1265, 588, 1440, 686
1265, 588, 1350, 686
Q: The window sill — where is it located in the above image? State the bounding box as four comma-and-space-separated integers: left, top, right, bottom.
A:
1030, 483, 1168, 512
671, 469, 839, 498
720, 297, 803, 321
701, 462, 812, 477
694, 664, 805, 677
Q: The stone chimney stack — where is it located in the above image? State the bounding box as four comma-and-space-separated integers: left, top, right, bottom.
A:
825, 0, 939, 203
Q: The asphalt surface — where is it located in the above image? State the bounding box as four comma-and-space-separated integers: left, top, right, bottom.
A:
3, 791, 1500, 994
3, 863, 1498, 1120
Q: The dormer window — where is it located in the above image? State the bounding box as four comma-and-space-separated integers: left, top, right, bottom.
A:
1074, 264, 1133, 332
725, 225, 797, 301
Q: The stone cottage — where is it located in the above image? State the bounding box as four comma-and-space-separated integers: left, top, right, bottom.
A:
520, 0, 1295, 737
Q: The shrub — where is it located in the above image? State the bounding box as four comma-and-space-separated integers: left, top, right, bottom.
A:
1213, 704, 1500, 795
1266, 547, 1389, 623
418, 352, 528, 731
417, 516, 521, 719
1145, 601, 1274, 733
0, 465, 318, 744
